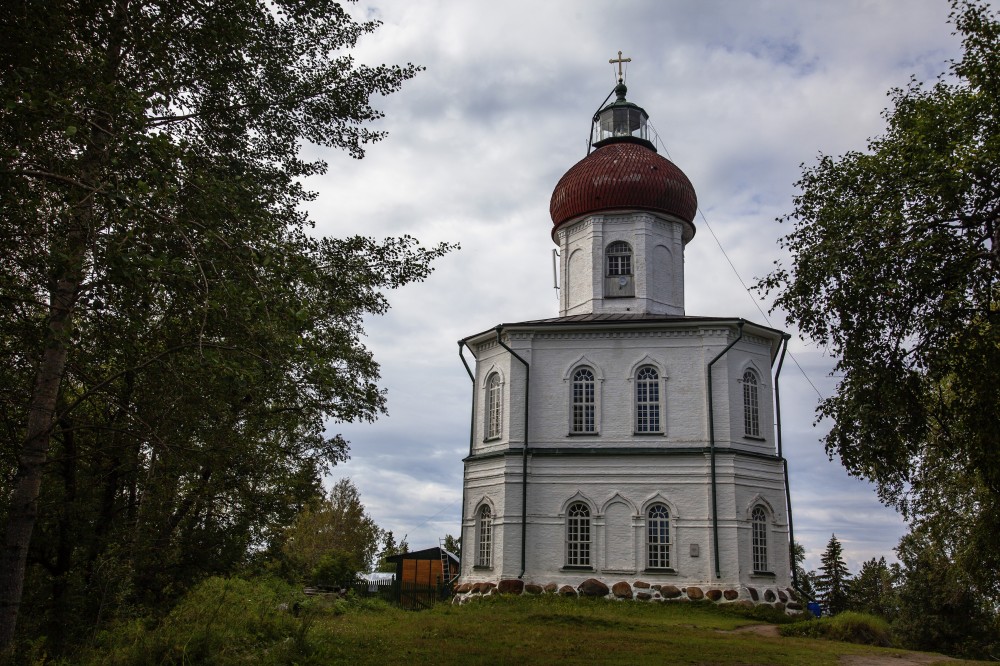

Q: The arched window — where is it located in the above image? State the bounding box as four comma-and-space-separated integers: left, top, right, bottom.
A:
646, 503, 670, 569
572, 367, 596, 433
743, 369, 761, 437
635, 366, 660, 433
605, 241, 635, 298
751, 505, 768, 572
606, 241, 632, 276
486, 373, 502, 440
476, 505, 493, 568
566, 502, 591, 566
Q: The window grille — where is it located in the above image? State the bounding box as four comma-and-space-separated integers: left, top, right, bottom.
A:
743, 370, 761, 437
572, 367, 596, 433
647, 504, 670, 568
636, 366, 660, 432
752, 506, 768, 572
477, 505, 493, 567
486, 373, 502, 439
566, 502, 591, 566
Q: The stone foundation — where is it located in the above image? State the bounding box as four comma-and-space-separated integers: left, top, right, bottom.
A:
453, 578, 803, 614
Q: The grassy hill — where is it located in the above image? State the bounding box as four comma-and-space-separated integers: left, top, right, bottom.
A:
61, 577, 989, 665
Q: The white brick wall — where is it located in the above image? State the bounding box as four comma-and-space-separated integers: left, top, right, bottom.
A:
460, 321, 791, 590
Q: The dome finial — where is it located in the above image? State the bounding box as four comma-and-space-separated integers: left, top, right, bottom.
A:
609, 50, 631, 85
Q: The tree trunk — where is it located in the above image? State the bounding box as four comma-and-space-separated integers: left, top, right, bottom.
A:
0, 240, 85, 654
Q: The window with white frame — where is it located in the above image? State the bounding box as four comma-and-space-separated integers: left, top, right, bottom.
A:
635, 365, 661, 433
476, 505, 493, 568
752, 505, 768, 572
571, 367, 596, 433
743, 369, 761, 437
486, 372, 502, 440
646, 503, 670, 569
566, 502, 591, 566
606, 241, 632, 276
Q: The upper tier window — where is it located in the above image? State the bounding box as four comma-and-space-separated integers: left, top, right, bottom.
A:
606, 241, 632, 276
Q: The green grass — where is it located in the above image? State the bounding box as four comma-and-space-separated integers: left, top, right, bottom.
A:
65, 578, 990, 666
779, 610, 893, 646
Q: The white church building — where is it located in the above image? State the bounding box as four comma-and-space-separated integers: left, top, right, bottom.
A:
456, 71, 797, 605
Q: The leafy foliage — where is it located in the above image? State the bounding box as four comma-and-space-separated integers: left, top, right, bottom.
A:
756, 0, 1000, 598
376, 530, 409, 572
282, 478, 383, 580
779, 611, 893, 647
846, 557, 897, 619
0, 0, 454, 654
815, 535, 851, 615
892, 529, 999, 659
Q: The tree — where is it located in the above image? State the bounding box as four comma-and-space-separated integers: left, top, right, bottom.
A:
442, 533, 461, 559
0, 0, 453, 653
893, 529, 998, 658
847, 557, 897, 619
791, 541, 816, 599
756, 0, 1000, 597
815, 534, 851, 615
376, 530, 409, 573
281, 479, 383, 579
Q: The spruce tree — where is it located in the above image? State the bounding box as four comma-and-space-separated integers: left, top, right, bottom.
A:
816, 534, 852, 614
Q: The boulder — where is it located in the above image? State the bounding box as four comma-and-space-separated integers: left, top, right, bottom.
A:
578, 578, 610, 597
774, 602, 786, 612
736, 600, 755, 609
543, 583, 558, 593
706, 589, 722, 602
661, 585, 682, 598
764, 589, 776, 602
747, 587, 759, 601
559, 585, 577, 597
786, 587, 799, 602
525, 584, 543, 595
787, 602, 803, 611
636, 592, 652, 601
686, 586, 704, 600
612, 581, 633, 599
634, 581, 651, 589
455, 583, 472, 593
777, 590, 788, 602
651, 584, 662, 591
723, 589, 739, 601
498, 579, 524, 595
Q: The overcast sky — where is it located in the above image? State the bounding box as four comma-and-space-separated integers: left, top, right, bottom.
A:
303, 0, 963, 574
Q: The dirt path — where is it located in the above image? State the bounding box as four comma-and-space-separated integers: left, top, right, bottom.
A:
840, 654, 957, 666
721, 624, 959, 666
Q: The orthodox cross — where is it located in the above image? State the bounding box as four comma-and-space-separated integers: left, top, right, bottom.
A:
609, 50, 631, 83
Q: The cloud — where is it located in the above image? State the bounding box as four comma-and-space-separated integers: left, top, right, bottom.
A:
308, 0, 961, 563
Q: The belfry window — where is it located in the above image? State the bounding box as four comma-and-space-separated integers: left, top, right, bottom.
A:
752, 505, 768, 572
635, 366, 660, 433
743, 369, 761, 438
606, 241, 632, 276
571, 367, 596, 433
605, 241, 635, 298
566, 502, 591, 567
486, 373, 502, 440
647, 503, 670, 569
476, 505, 493, 568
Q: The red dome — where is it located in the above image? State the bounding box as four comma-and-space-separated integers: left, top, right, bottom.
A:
549, 140, 697, 240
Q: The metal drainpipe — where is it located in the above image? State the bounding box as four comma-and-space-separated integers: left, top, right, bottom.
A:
706, 320, 744, 580
773, 333, 802, 593
494, 325, 529, 579
457, 340, 476, 577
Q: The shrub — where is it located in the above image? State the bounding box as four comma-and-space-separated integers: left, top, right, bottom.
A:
779, 611, 893, 647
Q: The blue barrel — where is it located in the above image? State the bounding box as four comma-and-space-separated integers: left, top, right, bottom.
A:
806, 601, 822, 617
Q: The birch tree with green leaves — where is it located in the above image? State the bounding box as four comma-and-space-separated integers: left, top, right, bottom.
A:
0, 0, 453, 654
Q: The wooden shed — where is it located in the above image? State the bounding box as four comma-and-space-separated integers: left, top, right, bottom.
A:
384, 546, 459, 608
